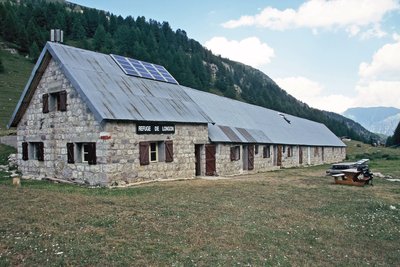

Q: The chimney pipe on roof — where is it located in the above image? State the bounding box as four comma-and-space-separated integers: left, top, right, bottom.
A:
50, 29, 64, 43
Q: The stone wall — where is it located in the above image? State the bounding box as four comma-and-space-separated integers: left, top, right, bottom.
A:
101, 122, 208, 185
16, 58, 346, 186
17, 59, 106, 185
280, 145, 345, 167
17, 59, 208, 186
215, 144, 279, 176
214, 144, 345, 176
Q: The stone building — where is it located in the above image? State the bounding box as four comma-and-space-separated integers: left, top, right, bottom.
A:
9, 42, 346, 186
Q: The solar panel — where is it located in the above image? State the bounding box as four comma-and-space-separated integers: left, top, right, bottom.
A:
111, 54, 179, 85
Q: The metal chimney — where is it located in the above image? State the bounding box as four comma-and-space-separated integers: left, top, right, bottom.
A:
50, 29, 64, 43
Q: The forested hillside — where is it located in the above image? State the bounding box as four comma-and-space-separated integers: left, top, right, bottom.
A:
0, 0, 378, 142
386, 121, 400, 147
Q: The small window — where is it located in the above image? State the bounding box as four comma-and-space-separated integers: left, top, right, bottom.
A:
283, 145, 286, 153
288, 146, 293, 157
230, 146, 240, 161
139, 141, 173, 165
28, 142, 44, 161
263, 145, 270, 158
49, 90, 67, 112
255, 145, 259, 155
75, 142, 96, 164
150, 142, 158, 162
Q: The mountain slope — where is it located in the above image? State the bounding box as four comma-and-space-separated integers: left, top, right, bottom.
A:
343, 107, 400, 136
0, 0, 378, 142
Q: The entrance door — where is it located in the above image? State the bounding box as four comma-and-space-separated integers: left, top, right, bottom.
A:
242, 145, 248, 170
195, 145, 202, 176
248, 145, 254, 170
299, 146, 303, 165
277, 145, 282, 166
205, 144, 216, 176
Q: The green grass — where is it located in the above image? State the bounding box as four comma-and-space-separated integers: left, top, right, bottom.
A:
0, 144, 16, 165
0, 141, 400, 266
0, 47, 33, 132
345, 140, 400, 177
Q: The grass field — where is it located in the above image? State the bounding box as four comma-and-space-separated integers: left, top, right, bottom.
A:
0, 46, 33, 132
0, 142, 399, 266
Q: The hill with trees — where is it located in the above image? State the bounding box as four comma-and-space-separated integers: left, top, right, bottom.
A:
386, 121, 400, 147
0, 0, 378, 142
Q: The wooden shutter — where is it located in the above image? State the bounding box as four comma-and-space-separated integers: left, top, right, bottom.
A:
139, 142, 149, 165
248, 145, 254, 170
230, 146, 235, 161
165, 141, 173, 162
67, 143, 75, 164
22, 142, 28, 161
37, 142, 44, 161
205, 144, 216, 176
88, 142, 97, 165
42, 94, 49, 113
59, 91, 67, 111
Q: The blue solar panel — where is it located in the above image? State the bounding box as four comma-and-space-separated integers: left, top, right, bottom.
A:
111, 54, 179, 85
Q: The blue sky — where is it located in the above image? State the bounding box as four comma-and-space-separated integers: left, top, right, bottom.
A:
69, 0, 400, 113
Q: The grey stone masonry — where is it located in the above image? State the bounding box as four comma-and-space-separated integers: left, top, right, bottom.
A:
16, 59, 209, 186
15, 58, 346, 186
214, 144, 345, 176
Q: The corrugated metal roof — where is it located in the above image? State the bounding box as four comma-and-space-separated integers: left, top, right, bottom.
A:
183, 86, 345, 147
9, 42, 211, 126
9, 42, 345, 147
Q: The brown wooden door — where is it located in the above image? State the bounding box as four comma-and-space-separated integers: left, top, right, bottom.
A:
205, 144, 216, 176
299, 146, 303, 165
248, 145, 254, 170
277, 145, 282, 166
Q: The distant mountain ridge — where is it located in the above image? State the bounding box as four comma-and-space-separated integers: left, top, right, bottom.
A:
343, 107, 400, 136
0, 0, 379, 142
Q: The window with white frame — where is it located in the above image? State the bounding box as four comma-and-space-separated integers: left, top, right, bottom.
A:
150, 142, 158, 162
139, 141, 173, 165
67, 142, 97, 165
24, 142, 44, 161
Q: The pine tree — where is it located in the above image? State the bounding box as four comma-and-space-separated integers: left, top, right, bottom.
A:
29, 42, 40, 63
71, 16, 86, 40
92, 25, 106, 52
0, 56, 4, 73
391, 121, 400, 146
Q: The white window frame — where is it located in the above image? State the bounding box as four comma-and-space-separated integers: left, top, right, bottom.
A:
82, 143, 90, 163
149, 142, 158, 162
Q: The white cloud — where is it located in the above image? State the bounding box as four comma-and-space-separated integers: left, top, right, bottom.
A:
360, 24, 387, 39
222, 0, 399, 37
204, 37, 275, 68
356, 36, 400, 109
275, 76, 323, 98
275, 76, 354, 113
275, 75, 400, 113
355, 81, 400, 107
359, 38, 400, 80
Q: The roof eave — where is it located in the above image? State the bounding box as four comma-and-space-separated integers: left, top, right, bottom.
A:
8, 44, 52, 128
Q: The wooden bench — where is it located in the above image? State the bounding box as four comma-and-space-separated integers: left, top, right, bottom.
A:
332, 173, 345, 180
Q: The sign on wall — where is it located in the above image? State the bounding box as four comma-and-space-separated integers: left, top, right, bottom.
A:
136, 123, 175, 135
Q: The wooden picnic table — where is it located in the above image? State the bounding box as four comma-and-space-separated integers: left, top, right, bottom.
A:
332, 168, 367, 186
